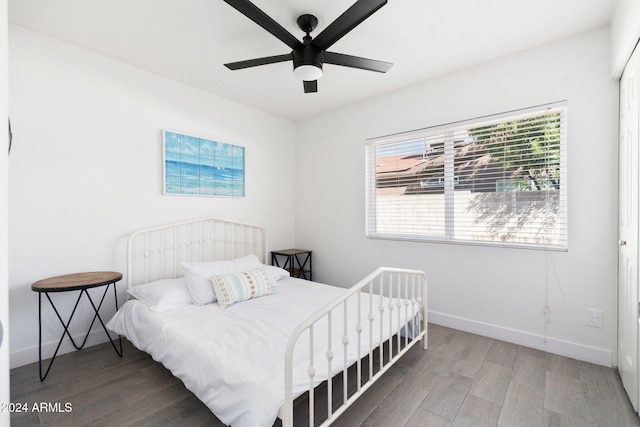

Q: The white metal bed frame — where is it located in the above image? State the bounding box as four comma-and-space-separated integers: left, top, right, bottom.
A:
126, 216, 268, 287
126, 216, 427, 427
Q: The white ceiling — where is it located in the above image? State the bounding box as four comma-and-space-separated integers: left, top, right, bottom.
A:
9, 0, 614, 122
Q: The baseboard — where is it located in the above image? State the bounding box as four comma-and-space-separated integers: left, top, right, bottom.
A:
428, 311, 613, 367
10, 330, 116, 369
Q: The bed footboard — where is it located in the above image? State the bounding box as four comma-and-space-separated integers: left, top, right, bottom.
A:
282, 267, 427, 427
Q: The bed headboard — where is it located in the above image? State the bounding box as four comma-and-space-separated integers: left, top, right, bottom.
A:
126, 216, 268, 288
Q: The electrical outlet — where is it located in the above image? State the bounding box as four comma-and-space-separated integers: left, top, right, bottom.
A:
587, 309, 603, 328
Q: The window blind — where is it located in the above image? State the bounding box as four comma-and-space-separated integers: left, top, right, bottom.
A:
365, 102, 567, 250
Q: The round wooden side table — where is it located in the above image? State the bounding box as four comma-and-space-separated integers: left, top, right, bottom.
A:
31, 271, 123, 380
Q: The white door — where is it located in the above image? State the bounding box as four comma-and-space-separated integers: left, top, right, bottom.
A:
619, 44, 640, 413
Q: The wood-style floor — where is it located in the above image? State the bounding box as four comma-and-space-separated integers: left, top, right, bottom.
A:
10, 323, 640, 427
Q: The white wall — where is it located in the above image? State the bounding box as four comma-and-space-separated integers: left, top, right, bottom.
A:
8, 26, 296, 368
0, 0, 10, 424
295, 28, 618, 366
612, 0, 640, 77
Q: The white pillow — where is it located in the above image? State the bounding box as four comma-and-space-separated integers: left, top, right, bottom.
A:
262, 264, 290, 284
211, 267, 272, 308
127, 278, 192, 311
182, 254, 263, 305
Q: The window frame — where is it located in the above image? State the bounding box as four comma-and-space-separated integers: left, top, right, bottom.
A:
365, 102, 568, 251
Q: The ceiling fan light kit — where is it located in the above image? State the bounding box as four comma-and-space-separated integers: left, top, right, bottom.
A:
292, 26, 324, 81
293, 64, 323, 81
223, 0, 393, 93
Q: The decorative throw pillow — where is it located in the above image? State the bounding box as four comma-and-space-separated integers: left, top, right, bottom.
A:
182, 255, 263, 305
211, 267, 272, 308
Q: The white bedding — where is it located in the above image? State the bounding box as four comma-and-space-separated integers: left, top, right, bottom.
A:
107, 277, 417, 427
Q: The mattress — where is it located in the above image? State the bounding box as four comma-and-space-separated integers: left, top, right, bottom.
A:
107, 276, 416, 427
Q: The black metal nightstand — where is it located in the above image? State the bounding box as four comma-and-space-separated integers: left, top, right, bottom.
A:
271, 249, 312, 280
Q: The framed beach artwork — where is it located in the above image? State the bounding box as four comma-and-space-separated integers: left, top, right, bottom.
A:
163, 130, 245, 197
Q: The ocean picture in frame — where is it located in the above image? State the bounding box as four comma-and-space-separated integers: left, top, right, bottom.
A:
163, 130, 245, 197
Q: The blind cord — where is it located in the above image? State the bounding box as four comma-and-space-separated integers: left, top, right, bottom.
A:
543, 249, 567, 344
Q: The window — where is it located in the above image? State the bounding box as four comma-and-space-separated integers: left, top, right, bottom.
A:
365, 103, 567, 250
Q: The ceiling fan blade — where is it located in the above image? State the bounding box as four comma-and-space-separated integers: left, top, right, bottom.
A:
324, 52, 392, 73
312, 0, 387, 50
224, 54, 291, 70
223, 0, 301, 49
303, 80, 318, 93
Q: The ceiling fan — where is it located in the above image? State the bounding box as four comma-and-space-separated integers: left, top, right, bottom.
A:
222, 0, 393, 93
